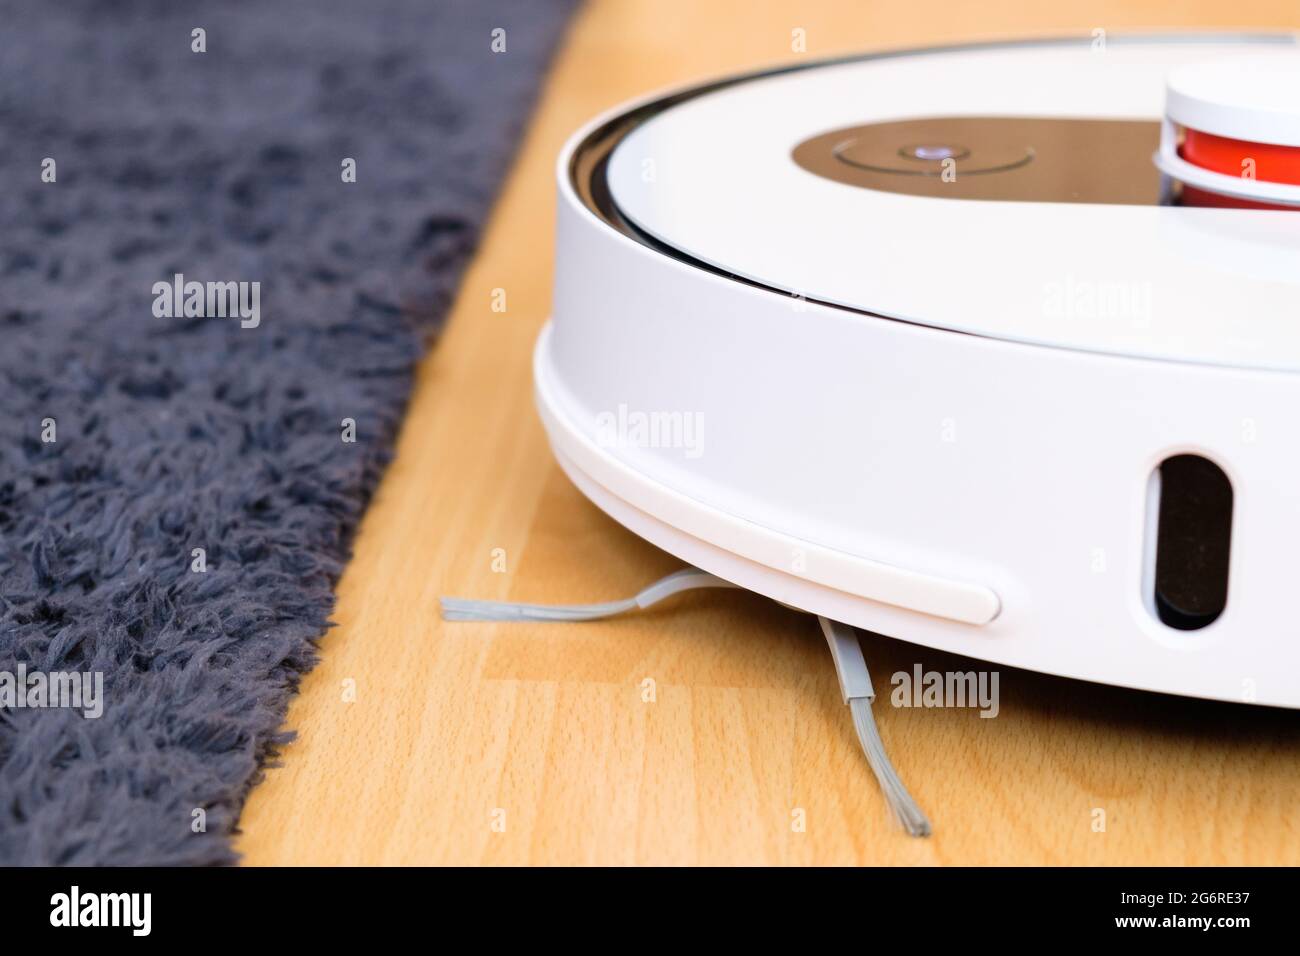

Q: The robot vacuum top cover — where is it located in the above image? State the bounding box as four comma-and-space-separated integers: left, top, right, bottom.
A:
608, 35, 1300, 370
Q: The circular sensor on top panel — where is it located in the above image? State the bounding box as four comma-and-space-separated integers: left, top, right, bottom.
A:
834, 135, 1033, 176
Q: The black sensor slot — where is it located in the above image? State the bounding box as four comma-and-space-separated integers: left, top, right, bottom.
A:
1153, 454, 1233, 630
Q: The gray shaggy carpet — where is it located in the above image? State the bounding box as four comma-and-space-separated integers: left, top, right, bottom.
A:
0, 0, 574, 865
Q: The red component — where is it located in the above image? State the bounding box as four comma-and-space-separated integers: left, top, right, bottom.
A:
1179, 128, 1300, 209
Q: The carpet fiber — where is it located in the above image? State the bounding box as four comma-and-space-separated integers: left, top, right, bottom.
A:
0, 0, 574, 865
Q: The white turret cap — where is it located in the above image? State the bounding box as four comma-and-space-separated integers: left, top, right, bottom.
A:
1165, 52, 1300, 146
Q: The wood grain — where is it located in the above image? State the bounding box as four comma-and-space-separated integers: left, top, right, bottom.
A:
236, 0, 1300, 865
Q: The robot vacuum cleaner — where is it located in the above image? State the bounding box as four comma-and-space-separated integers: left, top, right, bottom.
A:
534, 33, 1300, 710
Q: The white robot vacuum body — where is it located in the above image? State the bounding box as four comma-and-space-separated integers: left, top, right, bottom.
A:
538, 35, 1300, 708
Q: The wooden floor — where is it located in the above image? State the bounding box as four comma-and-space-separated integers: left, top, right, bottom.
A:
236, 0, 1300, 865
